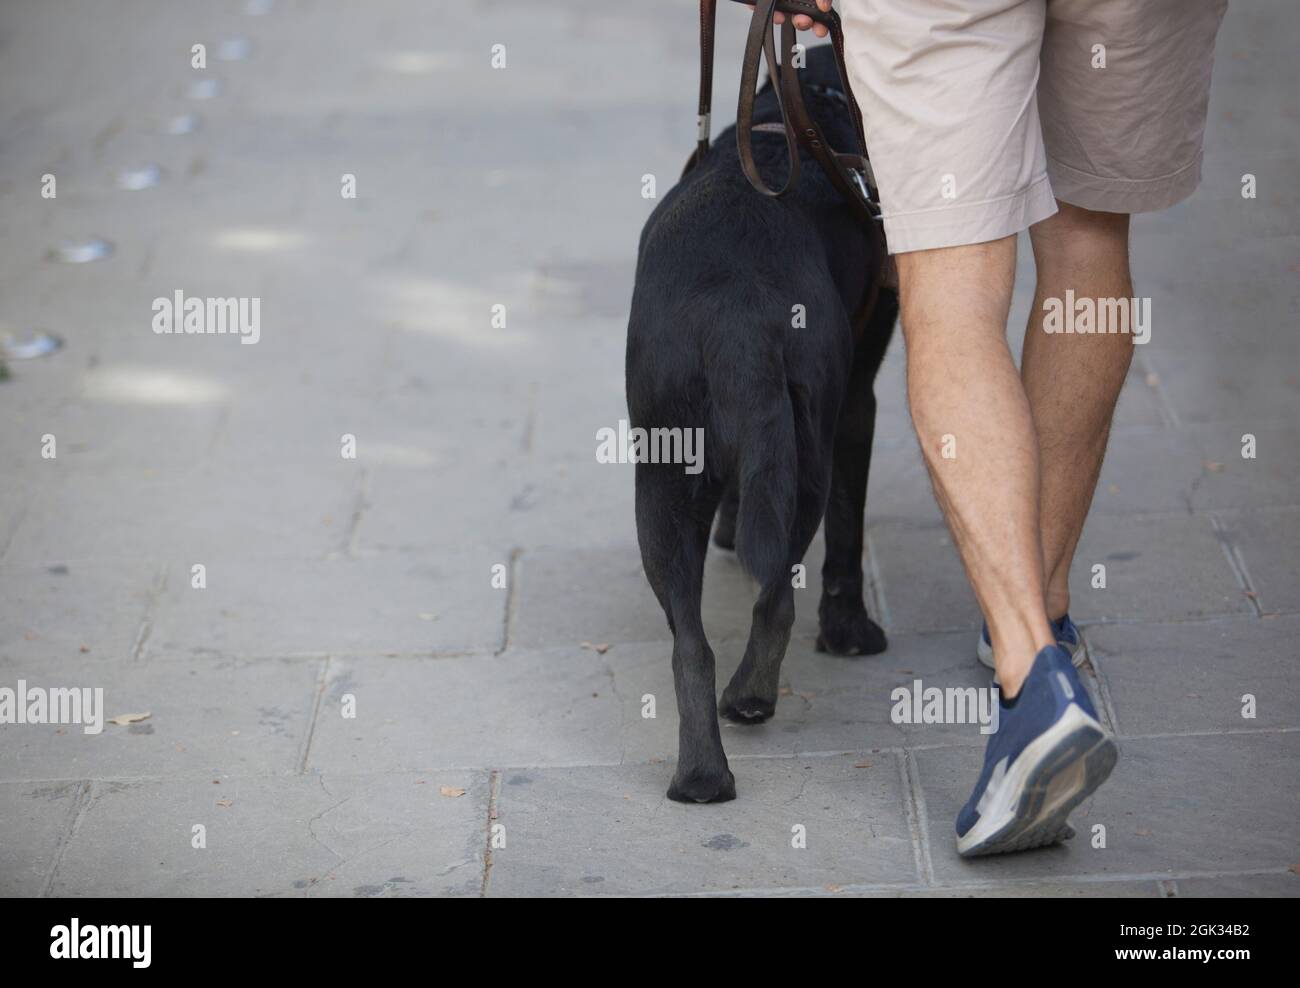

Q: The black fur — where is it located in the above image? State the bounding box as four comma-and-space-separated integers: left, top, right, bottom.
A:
625, 45, 898, 803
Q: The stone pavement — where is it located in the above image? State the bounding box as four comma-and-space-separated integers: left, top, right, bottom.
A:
0, 0, 1297, 897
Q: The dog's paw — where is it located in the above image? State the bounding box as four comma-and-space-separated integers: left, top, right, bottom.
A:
718, 692, 776, 724
816, 600, 887, 656
667, 767, 737, 804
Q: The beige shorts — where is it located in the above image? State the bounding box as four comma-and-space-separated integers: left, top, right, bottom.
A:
841, 0, 1229, 253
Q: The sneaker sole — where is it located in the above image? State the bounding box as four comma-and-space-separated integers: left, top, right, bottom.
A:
978, 633, 1087, 672
956, 703, 1118, 858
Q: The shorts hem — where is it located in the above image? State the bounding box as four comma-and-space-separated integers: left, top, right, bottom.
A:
1047, 153, 1205, 214
882, 174, 1058, 254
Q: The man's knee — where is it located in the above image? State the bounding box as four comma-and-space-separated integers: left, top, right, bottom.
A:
896, 235, 1018, 341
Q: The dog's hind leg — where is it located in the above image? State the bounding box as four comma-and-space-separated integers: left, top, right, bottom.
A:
817, 343, 889, 656
636, 466, 735, 803
719, 459, 827, 724
711, 480, 740, 551
718, 580, 795, 724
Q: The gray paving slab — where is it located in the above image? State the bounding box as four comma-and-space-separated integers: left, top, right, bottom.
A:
667, 877, 1163, 897
511, 544, 760, 648
1145, 337, 1299, 428
861, 434, 946, 530
354, 461, 523, 555
1090, 427, 1207, 516
306, 650, 620, 774
148, 553, 507, 658
47, 771, 487, 897
893, 880, 1163, 898
868, 522, 981, 633
21, 399, 228, 473
1214, 507, 1300, 615
0, 655, 320, 782
0, 482, 30, 564
0, 781, 84, 896
0, 559, 157, 666
1175, 872, 1300, 897
5, 464, 359, 564
1110, 362, 1183, 430
487, 757, 917, 896
1086, 615, 1300, 736
495, 456, 639, 553
1185, 424, 1300, 512
1134, 230, 1300, 333
1067, 512, 1256, 625
205, 382, 514, 476
916, 732, 1300, 885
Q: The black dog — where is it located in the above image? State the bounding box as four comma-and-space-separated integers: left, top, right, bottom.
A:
625, 44, 899, 803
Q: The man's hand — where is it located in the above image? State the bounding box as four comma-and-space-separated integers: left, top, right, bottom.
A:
745, 0, 833, 39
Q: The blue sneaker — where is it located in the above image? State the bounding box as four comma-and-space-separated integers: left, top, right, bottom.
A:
977, 613, 1085, 673
956, 644, 1117, 857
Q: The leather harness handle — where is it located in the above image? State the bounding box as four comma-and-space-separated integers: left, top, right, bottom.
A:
737, 1, 801, 197
690, 0, 881, 226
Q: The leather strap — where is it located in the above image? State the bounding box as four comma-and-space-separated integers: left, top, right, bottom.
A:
688, 0, 882, 228
738, 2, 801, 197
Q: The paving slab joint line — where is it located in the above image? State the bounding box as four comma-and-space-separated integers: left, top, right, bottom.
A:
1207, 511, 1264, 618
1025, 609, 1273, 632
0, 497, 30, 563
6, 723, 1298, 788
865, 529, 892, 631
1081, 632, 1123, 737
480, 769, 502, 897
39, 779, 95, 898
1117, 725, 1300, 740
899, 749, 935, 886
1135, 350, 1182, 428
296, 656, 331, 774
207, 647, 499, 663
520, 383, 538, 453
130, 563, 169, 662
134, 234, 160, 281
496, 547, 523, 656
662, 866, 1294, 898
204, 403, 233, 458
604, 659, 629, 766
343, 466, 371, 559
517, 608, 1295, 662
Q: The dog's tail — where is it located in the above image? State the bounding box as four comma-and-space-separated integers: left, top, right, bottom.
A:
708, 337, 798, 589
735, 393, 797, 586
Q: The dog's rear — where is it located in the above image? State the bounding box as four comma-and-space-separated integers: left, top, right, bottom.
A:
626, 45, 891, 803
628, 173, 849, 587
626, 170, 856, 803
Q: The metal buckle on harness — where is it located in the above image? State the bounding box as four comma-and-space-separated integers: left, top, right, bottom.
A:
850, 168, 872, 204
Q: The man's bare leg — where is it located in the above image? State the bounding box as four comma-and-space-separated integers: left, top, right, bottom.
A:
1022, 202, 1135, 621
897, 235, 1053, 697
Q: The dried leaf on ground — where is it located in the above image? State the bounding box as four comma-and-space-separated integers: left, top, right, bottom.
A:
107, 712, 151, 726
